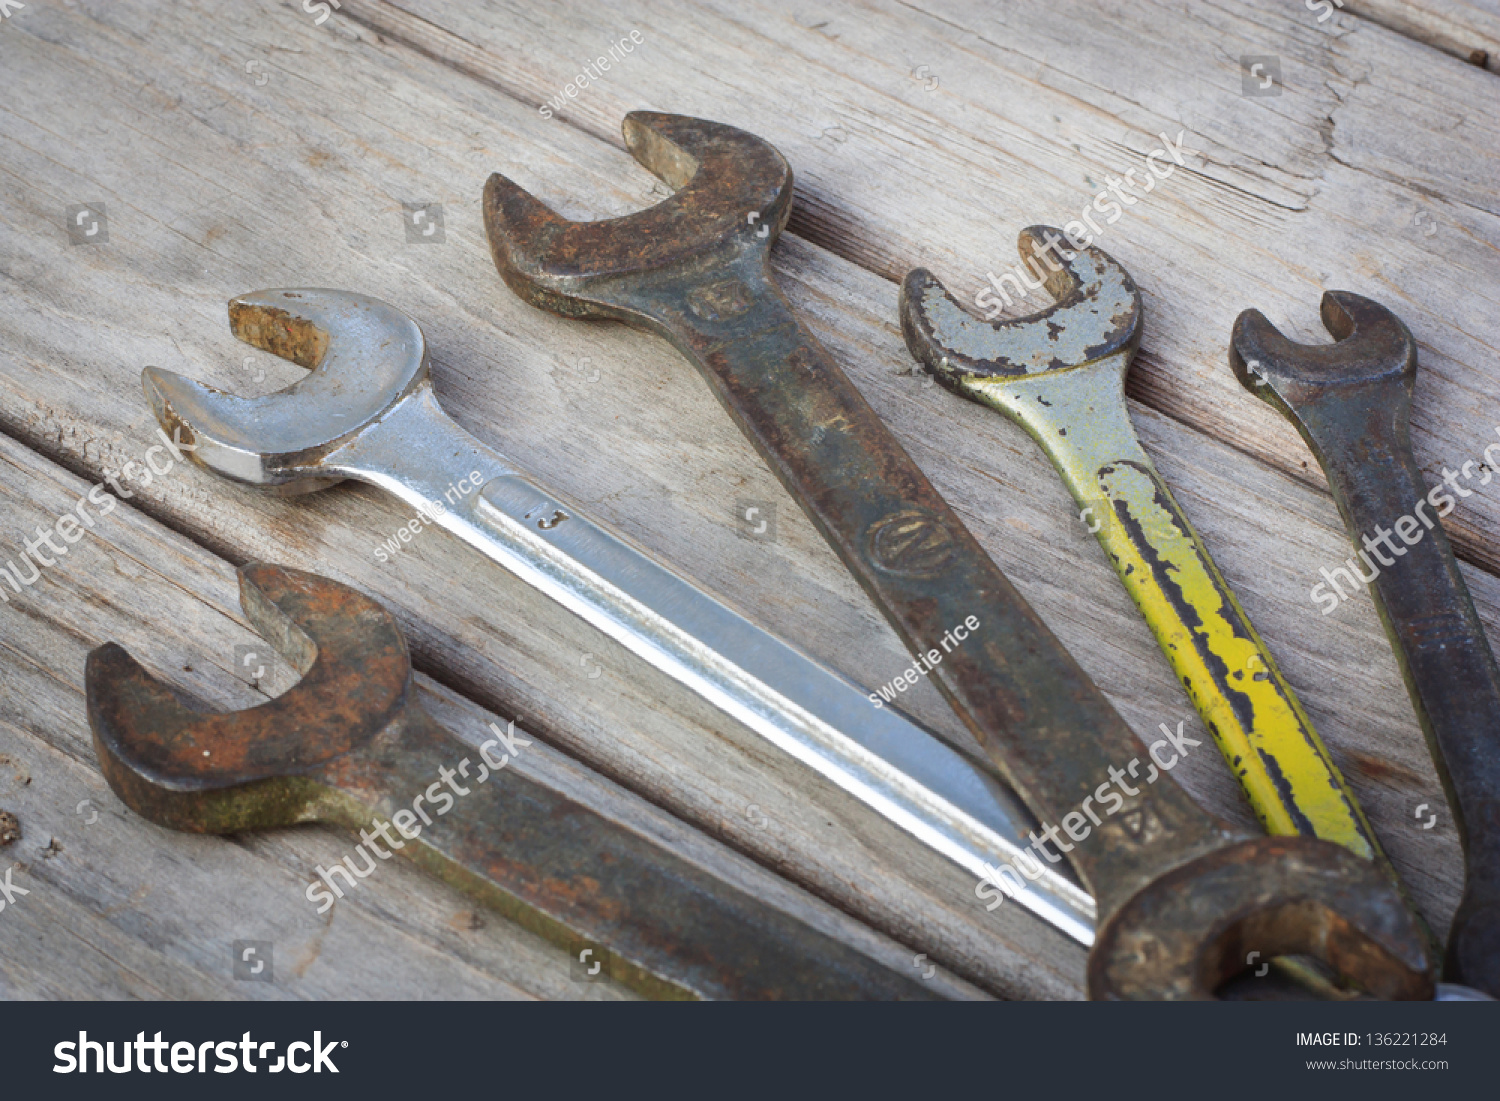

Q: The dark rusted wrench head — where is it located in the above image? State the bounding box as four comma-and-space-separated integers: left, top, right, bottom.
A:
86, 564, 940, 1000
1231, 292, 1500, 996
1229, 291, 1417, 432
484, 111, 791, 325
87, 564, 410, 834
1091, 836, 1430, 999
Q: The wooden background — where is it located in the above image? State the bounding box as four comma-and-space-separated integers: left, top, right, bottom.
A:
0, 0, 1496, 1000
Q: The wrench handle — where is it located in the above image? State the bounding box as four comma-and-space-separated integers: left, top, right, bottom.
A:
323, 384, 1098, 940
1300, 397, 1500, 876
624, 257, 1235, 916
311, 702, 934, 1000
956, 361, 1387, 865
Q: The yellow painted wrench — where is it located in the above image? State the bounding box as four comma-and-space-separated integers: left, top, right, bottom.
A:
900, 226, 1387, 872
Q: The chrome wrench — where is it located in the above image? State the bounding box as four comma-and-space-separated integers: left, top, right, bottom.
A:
144, 287, 1095, 943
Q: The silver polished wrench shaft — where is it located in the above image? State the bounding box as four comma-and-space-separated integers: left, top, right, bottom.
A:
338, 392, 1093, 939
145, 289, 1093, 943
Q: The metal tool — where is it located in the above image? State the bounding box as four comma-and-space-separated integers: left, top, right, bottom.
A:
86, 562, 939, 1000
899, 227, 1392, 877
142, 288, 1096, 944
1231, 291, 1500, 997
483, 111, 1434, 998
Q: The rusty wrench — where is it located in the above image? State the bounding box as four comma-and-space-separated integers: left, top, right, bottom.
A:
484, 112, 1432, 997
1231, 292, 1500, 996
143, 289, 1094, 943
899, 228, 1393, 879
86, 562, 939, 999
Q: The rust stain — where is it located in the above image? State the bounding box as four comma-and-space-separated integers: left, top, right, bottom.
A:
1345, 750, 1427, 789
293, 907, 336, 979
0, 754, 31, 788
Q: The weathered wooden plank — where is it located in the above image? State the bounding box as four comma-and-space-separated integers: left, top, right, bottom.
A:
0, 0, 1092, 999
0, 433, 983, 1000
346, 0, 1500, 576
1344, 0, 1500, 70
0, 0, 1486, 996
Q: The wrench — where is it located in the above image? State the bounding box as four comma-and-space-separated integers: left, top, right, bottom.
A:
483, 111, 1433, 997
86, 562, 938, 999
1231, 291, 1500, 996
142, 288, 1096, 944
899, 228, 1394, 880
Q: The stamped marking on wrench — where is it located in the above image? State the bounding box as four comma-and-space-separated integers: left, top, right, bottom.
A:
867, 510, 958, 577
900, 228, 1393, 878
85, 564, 937, 1000
484, 113, 1433, 997
1231, 290, 1500, 996
142, 287, 1095, 945
688, 279, 754, 321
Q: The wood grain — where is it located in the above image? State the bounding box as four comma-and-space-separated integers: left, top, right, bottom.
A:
0, 0, 1494, 998
1344, 0, 1500, 70
0, 432, 985, 1000
348, 0, 1500, 571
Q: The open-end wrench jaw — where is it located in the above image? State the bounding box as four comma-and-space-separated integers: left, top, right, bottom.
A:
86, 563, 412, 834
142, 290, 430, 495
483, 112, 793, 323
900, 226, 1142, 386
1092, 836, 1434, 999
1230, 291, 1418, 424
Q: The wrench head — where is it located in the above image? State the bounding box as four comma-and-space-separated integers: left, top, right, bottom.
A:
1229, 291, 1417, 421
86, 563, 412, 834
900, 225, 1142, 388
1091, 836, 1434, 999
143, 290, 430, 494
483, 112, 792, 323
